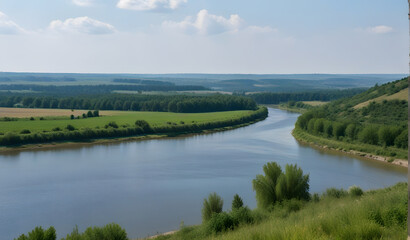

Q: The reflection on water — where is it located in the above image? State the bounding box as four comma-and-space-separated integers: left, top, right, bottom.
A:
0, 108, 406, 239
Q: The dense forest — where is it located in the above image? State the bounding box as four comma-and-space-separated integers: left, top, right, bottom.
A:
0, 84, 208, 95
0, 94, 257, 113
248, 88, 366, 104
295, 78, 408, 155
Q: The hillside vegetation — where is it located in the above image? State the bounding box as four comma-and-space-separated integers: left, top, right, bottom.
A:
294, 78, 408, 160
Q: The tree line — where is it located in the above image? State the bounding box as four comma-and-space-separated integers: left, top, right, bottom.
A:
0, 84, 208, 95
247, 88, 366, 104
0, 94, 257, 113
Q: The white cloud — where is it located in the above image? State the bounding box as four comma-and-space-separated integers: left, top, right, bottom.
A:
367, 25, 393, 34
0, 11, 25, 34
117, 0, 187, 11
72, 0, 94, 7
162, 9, 243, 35
49, 17, 115, 34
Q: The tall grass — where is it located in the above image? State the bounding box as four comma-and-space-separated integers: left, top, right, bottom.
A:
150, 182, 407, 240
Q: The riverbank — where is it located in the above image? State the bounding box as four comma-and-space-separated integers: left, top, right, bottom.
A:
0, 112, 267, 153
292, 128, 408, 168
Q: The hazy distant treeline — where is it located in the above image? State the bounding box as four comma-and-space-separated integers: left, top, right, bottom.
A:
0, 84, 208, 95
112, 78, 175, 86
248, 88, 366, 104
0, 94, 257, 113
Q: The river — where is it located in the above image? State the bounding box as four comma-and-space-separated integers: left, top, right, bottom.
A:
0, 108, 406, 239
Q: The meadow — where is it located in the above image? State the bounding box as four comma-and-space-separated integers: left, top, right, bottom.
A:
0, 108, 255, 134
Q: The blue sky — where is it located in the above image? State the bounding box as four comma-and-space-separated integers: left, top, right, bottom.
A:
0, 0, 408, 74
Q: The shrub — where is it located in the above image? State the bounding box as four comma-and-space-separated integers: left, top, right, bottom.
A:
63, 223, 127, 240
206, 212, 234, 233
230, 206, 254, 226
202, 193, 224, 222
252, 162, 282, 208
52, 127, 61, 132
312, 193, 320, 202
20, 129, 31, 134
87, 111, 93, 118
359, 126, 379, 145
105, 121, 119, 129
15, 226, 56, 240
324, 188, 348, 198
2, 132, 20, 145
82, 113, 87, 119
93, 110, 99, 117
231, 194, 244, 210
275, 164, 310, 202
135, 120, 151, 132
349, 185, 364, 197
29, 117, 35, 121
70, 115, 74, 120
66, 125, 76, 131
39, 117, 45, 120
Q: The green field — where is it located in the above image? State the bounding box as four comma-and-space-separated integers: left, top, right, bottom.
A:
0, 110, 254, 134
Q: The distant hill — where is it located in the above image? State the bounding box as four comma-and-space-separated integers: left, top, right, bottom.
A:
0, 72, 406, 92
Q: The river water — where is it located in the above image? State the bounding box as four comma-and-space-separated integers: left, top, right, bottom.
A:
0, 108, 406, 239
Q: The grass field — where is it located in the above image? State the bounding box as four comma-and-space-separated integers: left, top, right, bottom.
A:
354, 88, 408, 109
0, 107, 120, 118
302, 101, 328, 106
0, 108, 255, 134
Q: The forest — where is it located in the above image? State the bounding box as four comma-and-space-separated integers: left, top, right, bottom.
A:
248, 88, 366, 104
0, 94, 257, 113
0, 84, 208, 95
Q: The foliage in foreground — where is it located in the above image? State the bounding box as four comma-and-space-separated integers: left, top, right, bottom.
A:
155, 182, 407, 240
15, 223, 128, 240
252, 162, 310, 208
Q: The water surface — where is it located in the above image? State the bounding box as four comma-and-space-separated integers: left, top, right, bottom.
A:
0, 108, 406, 239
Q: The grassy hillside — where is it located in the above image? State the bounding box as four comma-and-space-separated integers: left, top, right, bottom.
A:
294, 78, 408, 160
150, 182, 407, 240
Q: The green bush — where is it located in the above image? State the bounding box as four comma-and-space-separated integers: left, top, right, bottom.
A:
253, 162, 309, 208
275, 164, 310, 202
66, 124, 76, 131
20, 129, 31, 134
15, 226, 56, 240
324, 188, 348, 198
231, 194, 244, 210
230, 207, 254, 226
135, 120, 152, 132
202, 193, 224, 222
252, 162, 282, 208
63, 223, 127, 240
348, 185, 364, 197
105, 121, 119, 129
206, 212, 234, 233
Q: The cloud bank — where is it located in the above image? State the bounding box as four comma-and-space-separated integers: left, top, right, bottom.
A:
117, 0, 187, 11
49, 17, 115, 34
162, 9, 243, 35
72, 0, 94, 7
0, 11, 25, 34
368, 25, 393, 34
